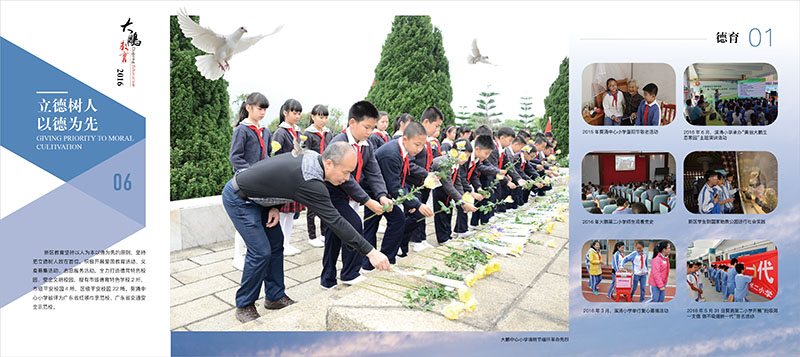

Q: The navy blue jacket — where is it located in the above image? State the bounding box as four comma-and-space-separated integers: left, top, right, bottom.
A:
368, 131, 390, 150
375, 139, 421, 210
407, 139, 441, 187
326, 132, 388, 204
229, 123, 272, 172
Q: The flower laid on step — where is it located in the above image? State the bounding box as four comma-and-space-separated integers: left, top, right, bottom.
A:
545, 239, 557, 248
545, 221, 556, 234
464, 297, 478, 312
457, 286, 473, 303
464, 273, 478, 287
443, 300, 466, 320
474, 264, 487, 279
510, 243, 524, 255
486, 259, 501, 274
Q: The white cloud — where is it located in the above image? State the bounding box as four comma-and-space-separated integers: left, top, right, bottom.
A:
638, 325, 800, 357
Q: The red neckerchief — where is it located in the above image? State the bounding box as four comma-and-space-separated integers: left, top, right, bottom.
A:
245, 125, 266, 159
350, 143, 364, 183
610, 91, 618, 107
498, 150, 505, 169
644, 103, 649, 123
315, 132, 326, 154
467, 161, 478, 181
377, 131, 388, 143
431, 139, 441, 156
399, 140, 409, 187
425, 142, 433, 171
286, 127, 299, 142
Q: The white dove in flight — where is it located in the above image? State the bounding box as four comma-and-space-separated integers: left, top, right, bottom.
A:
467, 39, 496, 66
177, 8, 283, 80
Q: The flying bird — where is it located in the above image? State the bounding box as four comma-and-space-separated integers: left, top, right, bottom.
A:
467, 39, 496, 66
176, 8, 283, 80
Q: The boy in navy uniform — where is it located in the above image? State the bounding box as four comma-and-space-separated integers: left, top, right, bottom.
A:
321, 101, 393, 288
495, 127, 522, 212
472, 127, 507, 225
455, 135, 493, 236
507, 135, 533, 208
431, 138, 479, 244
369, 122, 434, 262
403, 107, 444, 253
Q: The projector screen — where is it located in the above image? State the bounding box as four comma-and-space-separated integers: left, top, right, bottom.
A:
738, 78, 767, 98
615, 155, 636, 171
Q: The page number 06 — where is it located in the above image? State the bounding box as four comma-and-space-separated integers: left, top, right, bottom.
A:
113, 173, 132, 191
749, 28, 772, 47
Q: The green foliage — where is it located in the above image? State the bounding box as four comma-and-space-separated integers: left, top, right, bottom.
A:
542, 57, 569, 156
519, 96, 535, 125
366, 16, 455, 135
170, 14, 233, 201
474, 91, 502, 128
455, 105, 471, 125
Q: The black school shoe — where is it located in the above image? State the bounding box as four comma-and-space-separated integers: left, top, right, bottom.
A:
264, 295, 296, 310
235, 303, 260, 323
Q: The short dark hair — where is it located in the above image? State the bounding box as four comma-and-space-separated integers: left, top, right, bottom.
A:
735, 263, 744, 274
311, 104, 329, 116
348, 100, 379, 123
497, 127, 516, 138
534, 137, 547, 146
378, 111, 389, 119
512, 135, 527, 146
631, 202, 647, 214
473, 135, 494, 150
606, 78, 616, 87
730, 257, 738, 265
420, 106, 444, 124
616, 198, 627, 207
704, 170, 717, 181
473, 125, 493, 139
643, 83, 658, 96
403, 121, 426, 139
545, 132, 554, 138
589, 207, 602, 214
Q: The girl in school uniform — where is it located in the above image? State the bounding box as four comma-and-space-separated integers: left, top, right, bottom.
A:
304, 104, 333, 248
647, 241, 671, 302
733, 263, 754, 302
273, 99, 306, 256
228, 92, 271, 270
607, 242, 626, 299
438, 125, 457, 154
586, 241, 603, 295
603, 78, 625, 126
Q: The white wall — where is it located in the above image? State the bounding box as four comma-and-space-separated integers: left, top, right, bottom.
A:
582, 154, 600, 186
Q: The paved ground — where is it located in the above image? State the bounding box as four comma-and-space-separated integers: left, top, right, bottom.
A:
171, 186, 569, 332
580, 271, 676, 303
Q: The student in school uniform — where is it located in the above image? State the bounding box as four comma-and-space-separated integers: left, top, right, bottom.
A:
221, 142, 390, 322
586, 241, 603, 295
607, 242, 627, 300
273, 99, 307, 256
321, 101, 394, 289
304, 104, 333, 248
494, 127, 522, 212
454, 135, 493, 237
726, 258, 739, 302
404, 107, 444, 253
603, 78, 625, 126
635, 83, 661, 126
713, 265, 722, 293
720, 265, 730, 299
612, 198, 632, 214
368, 111, 391, 149
368, 121, 434, 263
430, 138, 479, 244
733, 263, 754, 302
647, 241, 671, 303
520, 145, 545, 203
621, 241, 650, 302
471, 127, 505, 226
507, 135, 534, 208
229, 92, 272, 270
687, 262, 702, 302
698, 170, 722, 214
438, 125, 457, 154
391, 113, 413, 139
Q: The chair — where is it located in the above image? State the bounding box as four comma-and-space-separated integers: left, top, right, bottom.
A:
603, 204, 617, 214
596, 195, 608, 200
585, 207, 594, 213
644, 199, 653, 213
598, 198, 610, 208
659, 202, 670, 214
583, 201, 596, 208
635, 190, 645, 203
652, 195, 669, 213
661, 103, 676, 125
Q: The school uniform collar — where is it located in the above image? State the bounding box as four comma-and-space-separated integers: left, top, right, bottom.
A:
441, 138, 453, 145
398, 137, 408, 159
470, 150, 479, 165
279, 121, 301, 131
346, 127, 368, 147
646, 100, 659, 107
305, 125, 330, 134
373, 128, 388, 136
240, 119, 263, 128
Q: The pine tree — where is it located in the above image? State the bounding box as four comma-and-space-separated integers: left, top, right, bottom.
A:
170, 14, 233, 201
473, 90, 502, 128
366, 16, 455, 134
543, 57, 569, 156
519, 96, 535, 126
455, 105, 471, 125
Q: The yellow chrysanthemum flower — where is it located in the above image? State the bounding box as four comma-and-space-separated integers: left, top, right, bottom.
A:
474, 264, 487, 279
545, 221, 556, 234
496, 173, 505, 180
424, 174, 439, 189
556, 149, 562, 155
456, 140, 467, 149
504, 196, 514, 203
270, 141, 282, 152
465, 297, 478, 312
486, 259, 501, 274
461, 192, 475, 205
449, 148, 459, 158
443, 301, 465, 320
459, 152, 469, 161
464, 273, 477, 287
458, 287, 473, 303
299, 134, 308, 141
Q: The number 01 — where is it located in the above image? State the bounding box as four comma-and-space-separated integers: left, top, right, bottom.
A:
749, 28, 772, 47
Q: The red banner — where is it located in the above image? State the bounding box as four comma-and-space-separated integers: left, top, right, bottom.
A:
712, 250, 777, 300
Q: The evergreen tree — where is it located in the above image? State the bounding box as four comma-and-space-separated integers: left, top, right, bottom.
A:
473, 90, 502, 128
519, 96, 535, 126
543, 57, 569, 156
170, 14, 233, 201
455, 105, 471, 125
366, 16, 455, 134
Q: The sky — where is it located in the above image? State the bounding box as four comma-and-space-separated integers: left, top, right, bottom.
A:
180, 2, 569, 126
